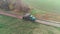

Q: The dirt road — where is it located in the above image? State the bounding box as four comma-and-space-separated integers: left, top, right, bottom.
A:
0, 10, 22, 19
0, 10, 60, 27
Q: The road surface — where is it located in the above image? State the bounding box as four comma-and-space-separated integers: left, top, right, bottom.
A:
0, 10, 60, 27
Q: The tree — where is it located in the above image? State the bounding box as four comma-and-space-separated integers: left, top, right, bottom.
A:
0, 0, 31, 13
13, 0, 31, 14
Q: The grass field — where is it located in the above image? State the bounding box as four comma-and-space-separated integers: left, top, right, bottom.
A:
0, 0, 60, 34
24, 0, 60, 14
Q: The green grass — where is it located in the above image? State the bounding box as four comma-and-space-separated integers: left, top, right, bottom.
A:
0, 14, 39, 34
24, 0, 60, 14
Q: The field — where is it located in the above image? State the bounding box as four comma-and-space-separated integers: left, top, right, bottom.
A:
24, 0, 60, 14
0, 0, 60, 34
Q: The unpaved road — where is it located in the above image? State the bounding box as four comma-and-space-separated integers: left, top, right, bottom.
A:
0, 10, 22, 19
0, 10, 60, 27
35, 20, 60, 27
